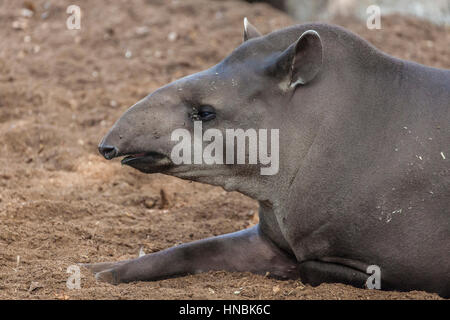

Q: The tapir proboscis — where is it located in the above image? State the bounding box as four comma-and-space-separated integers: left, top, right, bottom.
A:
89, 19, 450, 297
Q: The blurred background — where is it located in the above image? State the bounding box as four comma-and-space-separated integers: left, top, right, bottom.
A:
247, 0, 450, 25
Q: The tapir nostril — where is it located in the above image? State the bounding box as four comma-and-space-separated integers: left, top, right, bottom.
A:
98, 144, 118, 160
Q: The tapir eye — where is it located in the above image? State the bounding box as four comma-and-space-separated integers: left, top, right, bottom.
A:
198, 105, 216, 121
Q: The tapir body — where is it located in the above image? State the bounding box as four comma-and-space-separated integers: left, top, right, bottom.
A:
90, 21, 450, 297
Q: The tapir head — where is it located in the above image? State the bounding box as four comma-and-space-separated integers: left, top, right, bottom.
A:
99, 19, 323, 198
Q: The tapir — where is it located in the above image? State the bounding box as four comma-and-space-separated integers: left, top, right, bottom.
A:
89, 20, 450, 297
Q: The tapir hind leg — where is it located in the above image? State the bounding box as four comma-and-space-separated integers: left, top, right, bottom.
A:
82, 225, 300, 284
297, 260, 370, 289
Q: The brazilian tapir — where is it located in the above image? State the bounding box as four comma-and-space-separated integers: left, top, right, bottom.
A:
89, 20, 450, 297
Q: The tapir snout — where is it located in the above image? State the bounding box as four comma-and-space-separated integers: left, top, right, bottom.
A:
98, 144, 118, 160
97, 84, 188, 175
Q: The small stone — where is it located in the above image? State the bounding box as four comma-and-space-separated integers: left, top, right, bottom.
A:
125, 50, 132, 59
168, 31, 178, 42
154, 50, 163, 58
12, 19, 28, 30
144, 198, 156, 209
69, 99, 78, 109
135, 26, 150, 36
21, 8, 34, 18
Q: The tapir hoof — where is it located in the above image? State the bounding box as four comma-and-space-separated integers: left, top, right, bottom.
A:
95, 268, 120, 285
80, 261, 127, 284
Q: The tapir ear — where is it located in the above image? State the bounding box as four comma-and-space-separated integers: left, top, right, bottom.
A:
269, 30, 323, 88
243, 17, 262, 42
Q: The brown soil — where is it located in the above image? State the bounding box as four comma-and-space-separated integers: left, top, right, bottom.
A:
0, 0, 448, 300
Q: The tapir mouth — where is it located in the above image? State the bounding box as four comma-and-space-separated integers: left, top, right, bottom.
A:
120, 151, 173, 173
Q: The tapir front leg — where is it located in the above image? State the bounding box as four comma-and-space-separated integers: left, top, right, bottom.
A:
83, 225, 300, 284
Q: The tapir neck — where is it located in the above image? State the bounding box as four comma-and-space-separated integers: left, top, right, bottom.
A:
270, 26, 406, 208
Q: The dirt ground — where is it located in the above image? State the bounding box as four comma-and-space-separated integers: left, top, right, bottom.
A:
0, 0, 448, 300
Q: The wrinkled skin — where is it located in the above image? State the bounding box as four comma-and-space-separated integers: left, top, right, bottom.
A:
88, 20, 450, 298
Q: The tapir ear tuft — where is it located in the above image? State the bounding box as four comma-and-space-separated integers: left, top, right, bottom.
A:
243, 17, 262, 42
270, 30, 323, 88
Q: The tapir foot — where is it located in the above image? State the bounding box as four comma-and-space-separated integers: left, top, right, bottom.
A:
80, 261, 129, 284
297, 260, 370, 289
81, 225, 300, 284
95, 268, 120, 284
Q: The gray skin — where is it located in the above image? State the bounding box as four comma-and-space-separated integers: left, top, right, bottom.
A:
88, 20, 450, 297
